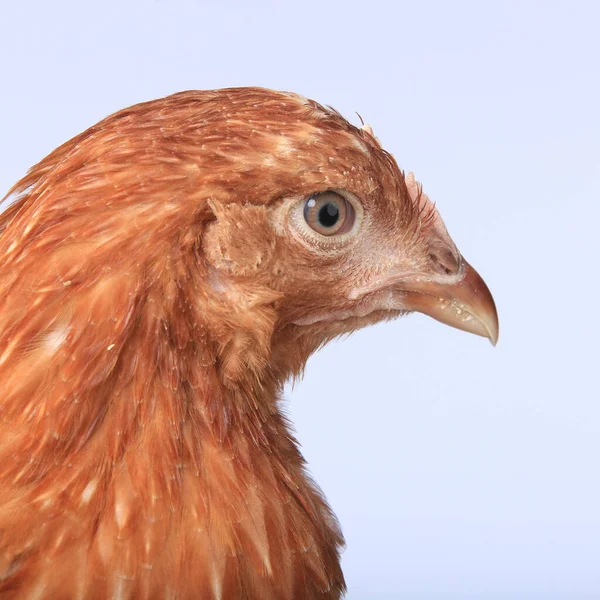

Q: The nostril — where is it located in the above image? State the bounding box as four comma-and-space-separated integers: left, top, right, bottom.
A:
429, 246, 461, 276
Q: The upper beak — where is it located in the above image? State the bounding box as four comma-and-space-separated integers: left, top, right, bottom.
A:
400, 258, 499, 345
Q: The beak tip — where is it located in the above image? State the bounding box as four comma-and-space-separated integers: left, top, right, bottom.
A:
486, 302, 500, 348
484, 313, 499, 347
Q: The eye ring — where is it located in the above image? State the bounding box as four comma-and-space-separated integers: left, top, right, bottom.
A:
280, 188, 364, 251
303, 191, 355, 236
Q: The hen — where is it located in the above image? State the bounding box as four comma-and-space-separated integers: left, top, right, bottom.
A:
0, 88, 498, 599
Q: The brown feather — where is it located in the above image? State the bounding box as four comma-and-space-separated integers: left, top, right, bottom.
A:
0, 87, 475, 598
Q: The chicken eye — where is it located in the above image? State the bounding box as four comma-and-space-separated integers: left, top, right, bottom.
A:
303, 191, 355, 236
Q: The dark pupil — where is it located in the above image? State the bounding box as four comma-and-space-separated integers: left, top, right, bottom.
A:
318, 202, 339, 228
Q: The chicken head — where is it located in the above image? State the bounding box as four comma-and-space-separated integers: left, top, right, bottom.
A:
0, 88, 498, 599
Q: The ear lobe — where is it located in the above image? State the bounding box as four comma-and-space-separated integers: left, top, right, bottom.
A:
202, 200, 275, 276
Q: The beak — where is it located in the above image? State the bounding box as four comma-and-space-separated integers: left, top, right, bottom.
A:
399, 258, 499, 345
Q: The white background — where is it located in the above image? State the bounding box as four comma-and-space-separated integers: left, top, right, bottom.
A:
1, 2, 599, 597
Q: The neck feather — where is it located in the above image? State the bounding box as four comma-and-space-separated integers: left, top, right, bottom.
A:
0, 265, 345, 598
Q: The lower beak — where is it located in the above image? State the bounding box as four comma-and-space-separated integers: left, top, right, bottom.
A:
400, 258, 499, 345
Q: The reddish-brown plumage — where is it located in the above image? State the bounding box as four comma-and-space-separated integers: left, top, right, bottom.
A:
0, 88, 497, 598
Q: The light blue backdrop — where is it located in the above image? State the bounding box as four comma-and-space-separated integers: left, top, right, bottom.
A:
1, 1, 598, 597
